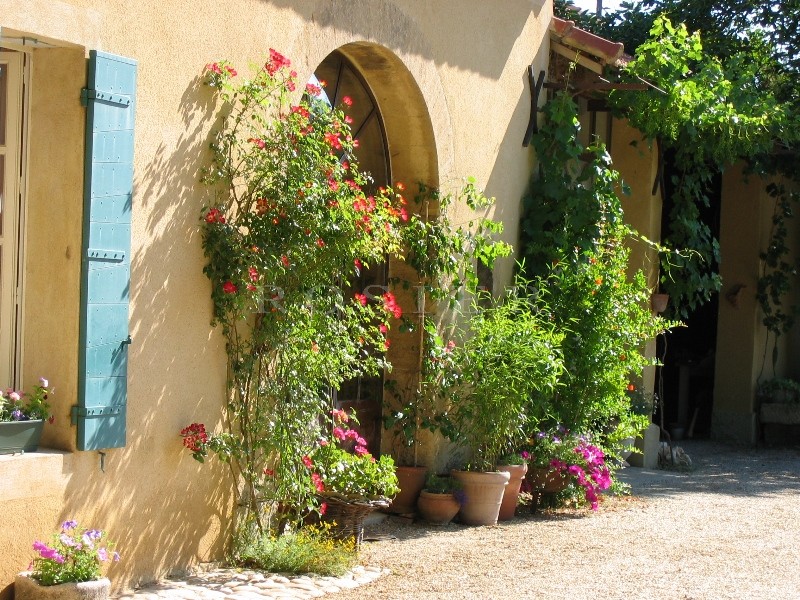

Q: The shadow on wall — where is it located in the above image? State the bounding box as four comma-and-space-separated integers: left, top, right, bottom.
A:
483, 40, 547, 287
258, 0, 546, 78
59, 74, 234, 589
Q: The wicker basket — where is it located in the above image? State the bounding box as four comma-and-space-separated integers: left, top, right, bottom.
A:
320, 497, 388, 546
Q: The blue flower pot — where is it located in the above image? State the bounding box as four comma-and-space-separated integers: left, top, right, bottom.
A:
0, 419, 44, 454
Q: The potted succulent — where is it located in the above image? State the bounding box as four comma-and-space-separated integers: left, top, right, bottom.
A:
0, 377, 52, 455
16, 519, 119, 600
445, 285, 564, 525
416, 472, 463, 524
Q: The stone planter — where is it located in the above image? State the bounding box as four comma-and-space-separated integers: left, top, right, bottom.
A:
15, 573, 111, 600
417, 491, 460, 524
451, 470, 510, 526
0, 420, 44, 455
760, 402, 800, 425
497, 463, 528, 521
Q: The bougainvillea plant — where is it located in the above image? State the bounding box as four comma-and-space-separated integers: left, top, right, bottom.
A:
190, 50, 408, 534
551, 438, 612, 511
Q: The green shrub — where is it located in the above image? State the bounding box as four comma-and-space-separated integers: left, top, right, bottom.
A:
233, 524, 356, 577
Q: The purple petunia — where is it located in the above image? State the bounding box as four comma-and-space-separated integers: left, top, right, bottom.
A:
61, 520, 78, 531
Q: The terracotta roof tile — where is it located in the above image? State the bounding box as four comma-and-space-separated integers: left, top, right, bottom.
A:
550, 16, 631, 67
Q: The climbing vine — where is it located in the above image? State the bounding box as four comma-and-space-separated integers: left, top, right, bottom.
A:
757, 183, 800, 376
609, 15, 790, 318
519, 91, 677, 444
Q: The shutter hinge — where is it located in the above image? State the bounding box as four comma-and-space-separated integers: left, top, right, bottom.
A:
71, 405, 124, 424
80, 88, 132, 108
87, 248, 126, 262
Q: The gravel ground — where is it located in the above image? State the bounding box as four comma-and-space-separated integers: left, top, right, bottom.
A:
337, 440, 800, 600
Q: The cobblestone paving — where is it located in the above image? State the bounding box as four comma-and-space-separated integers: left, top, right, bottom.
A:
112, 566, 388, 600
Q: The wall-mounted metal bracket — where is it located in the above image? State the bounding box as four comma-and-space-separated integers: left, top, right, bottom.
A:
71, 405, 124, 425
80, 88, 132, 108
522, 67, 546, 147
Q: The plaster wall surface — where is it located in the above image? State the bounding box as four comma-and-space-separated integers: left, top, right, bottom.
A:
610, 119, 663, 393
712, 164, 771, 443
1, 0, 550, 595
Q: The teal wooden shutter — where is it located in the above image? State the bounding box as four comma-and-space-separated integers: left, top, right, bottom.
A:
73, 51, 136, 450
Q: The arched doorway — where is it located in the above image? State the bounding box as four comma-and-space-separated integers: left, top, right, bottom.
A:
311, 50, 391, 455
309, 43, 440, 460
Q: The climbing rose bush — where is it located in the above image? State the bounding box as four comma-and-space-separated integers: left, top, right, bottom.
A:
192, 50, 407, 533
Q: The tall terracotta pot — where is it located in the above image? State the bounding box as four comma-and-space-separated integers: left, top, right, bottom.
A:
497, 463, 528, 521
451, 470, 510, 526
388, 465, 428, 514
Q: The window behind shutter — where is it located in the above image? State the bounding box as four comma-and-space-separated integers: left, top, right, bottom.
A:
73, 51, 136, 450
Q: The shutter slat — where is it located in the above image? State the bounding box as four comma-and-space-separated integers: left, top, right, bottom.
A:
76, 50, 136, 451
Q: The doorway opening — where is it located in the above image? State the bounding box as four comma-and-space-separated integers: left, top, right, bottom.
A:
656, 151, 721, 440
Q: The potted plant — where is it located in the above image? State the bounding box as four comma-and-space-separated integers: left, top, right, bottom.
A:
445, 284, 564, 525
383, 320, 459, 514
0, 377, 52, 455
416, 472, 463, 524
384, 176, 512, 515
15, 519, 119, 600
522, 426, 576, 495
757, 377, 800, 431
523, 426, 613, 510
550, 435, 612, 511
304, 409, 399, 545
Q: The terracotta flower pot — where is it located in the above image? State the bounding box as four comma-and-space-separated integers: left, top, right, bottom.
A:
650, 293, 669, 313
388, 465, 427, 514
526, 466, 569, 494
417, 491, 460, 524
497, 463, 528, 521
15, 573, 111, 600
451, 470, 510, 526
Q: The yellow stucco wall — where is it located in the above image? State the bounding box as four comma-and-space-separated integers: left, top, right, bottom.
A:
1, 0, 551, 594
610, 119, 662, 393
712, 164, 800, 443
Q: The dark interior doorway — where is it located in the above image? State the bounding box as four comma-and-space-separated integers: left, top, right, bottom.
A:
655, 152, 722, 439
